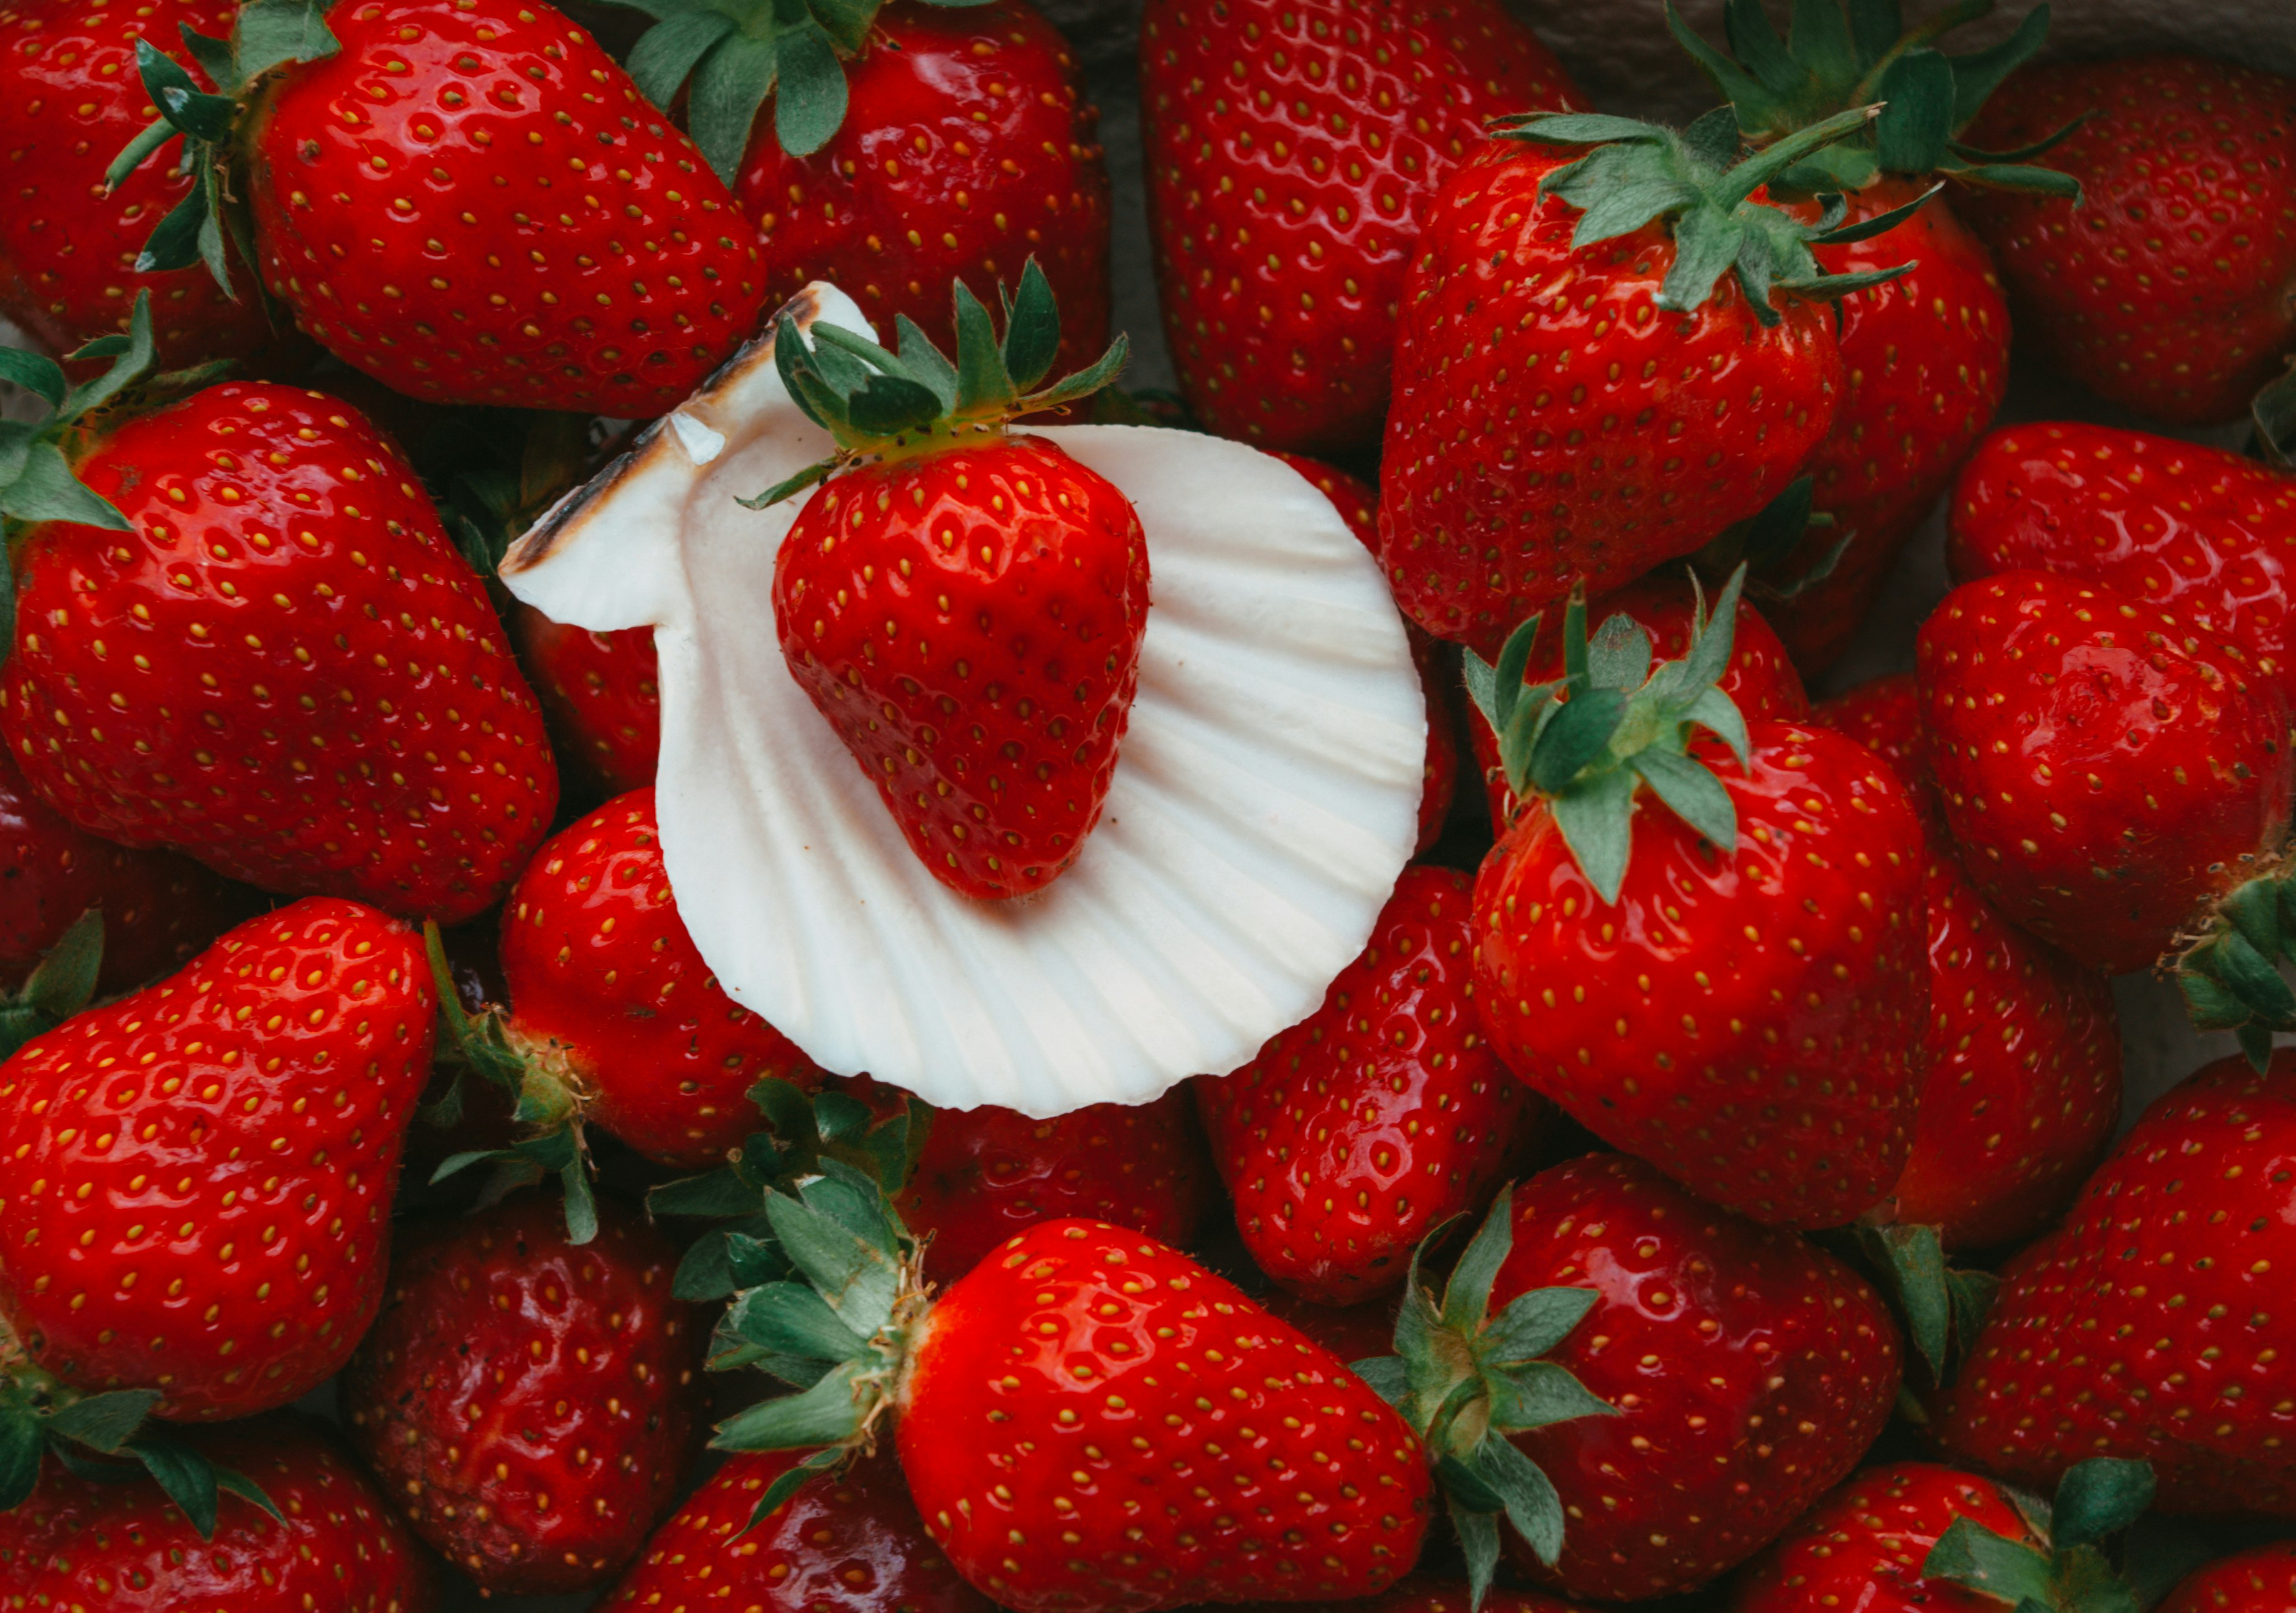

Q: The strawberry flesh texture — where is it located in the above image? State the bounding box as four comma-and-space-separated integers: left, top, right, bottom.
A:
0, 744, 261, 995
738, 0, 1109, 383
775, 434, 1150, 899
1254, 1286, 1401, 1366
1812, 672, 1930, 816
898, 1218, 1432, 1611
1731, 1461, 2037, 1613
600, 1446, 994, 1612
1958, 56, 2296, 426
0, 898, 435, 1419
1466, 573, 1809, 833
1198, 864, 1544, 1304
499, 787, 819, 1170
1493, 1154, 1902, 1599
1474, 721, 1928, 1228
1141, 0, 1585, 458
1934, 1051, 2296, 1515
1766, 184, 2011, 673
247, 0, 763, 417
0, 1412, 439, 1611
2160, 1543, 2296, 1612
1379, 144, 1842, 653
513, 602, 660, 798
341, 1192, 707, 1594
1, 381, 558, 924
1950, 421, 2296, 701
1916, 569, 2295, 975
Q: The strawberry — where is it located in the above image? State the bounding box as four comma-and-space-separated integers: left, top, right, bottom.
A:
1197, 864, 1544, 1304
764, 265, 1142, 899
1246, 1581, 1597, 1613
2163, 1544, 2296, 1612
1958, 56, 2296, 425
512, 604, 660, 799
0, 0, 289, 372
1256, 1286, 1402, 1367
1933, 1050, 2296, 1515
708, 1200, 1436, 1611
340, 1190, 707, 1594
114, 0, 765, 416
0, 1411, 437, 1610
1811, 671, 1931, 816
600, 1446, 994, 1612
0, 744, 258, 998
1139, 0, 1585, 457
0, 898, 434, 1421
1915, 570, 2296, 1054
1378, 107, 1909, 651
1466, 577, 1929, 1228
1366, 1157, 1902, 1601
1949, 421, 2296, 699
1, 373, 558, 924
1466, 568, 1808, 832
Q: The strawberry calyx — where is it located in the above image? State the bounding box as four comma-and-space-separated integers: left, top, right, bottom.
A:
1351, 1188, 1615, 1609
1666, 0, 2082, 200
0, 910, 106, 1062
740, 259, 1128, 510
1694, 473, 1849, 603
1823, 1221, 1997, 1391
1462, 566, 1754, 904
1920, 1457, 2208, 1611
2252, 357, 2296, 473
2170, 866, 2296, 1071
1496, 105, 1926, 325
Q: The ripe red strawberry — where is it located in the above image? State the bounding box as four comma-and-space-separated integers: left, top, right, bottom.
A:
1916, 572, 2296, 1031
1467, 570, 1808, 831
1, 380, 558, 924
767, 268, 1142, 899
1949, 422, 2296, 698
119, 0, 765, 416
0, 898, 435, 1420
1468, 581, 1928, 1228
711, 1205, 1434, 1611
0, 1412, 438, 1611
0, 0, 288, 371
1197, 864, 1544, 1304
1139, 0, 1585, 457
0, 745, 258, 997
2163, 1544, 2296, 1612
512, 604, 660, 798
1256, 1286, 1402, 1367
1244, 1581, 1597, 1613
1958, 56, 2296, 425
600, 1447, 994, 1612
1812, 672, 1931, 816
341, 1191, 707, 1594
1934, 1050, 2296, 1515
493, 788, 819, 1172
1379, 110, 1901, 650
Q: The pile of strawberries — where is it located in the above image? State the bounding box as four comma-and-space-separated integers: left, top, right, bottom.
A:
2, 0, 2296, 1606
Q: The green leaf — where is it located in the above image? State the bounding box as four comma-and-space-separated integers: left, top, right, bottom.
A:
233, 0, 341, 80
950, 281, 1015, 413
1440, 1189, 1515, 1335
1486, 1359, 1617, 1434
1948, 1, 2050, 131
2255, 360, 2296, 474
765, 1191, 900, 1332
1491, 615, 1541, 731
999, 261, 1062, 392
2226, 879, 2284, 965
0, 1409, 41, 1510
1682, 685, 1751, 771
1664, 1, 1775, 130
2238, 1020, 2275, 1073
650, 1166, 763, 1219
892, 317, 959, 411
1587, 614, 1652, 691
559, 1151, 599, 1245
741, 1447, 846, 1533
1480, 1287, 1597, 1365
1944, 159, 2081, 199
808, 0, 874, 53
2213, 932, 2295, 1025
428, 1148, 500, 1185
691, 30, 777, 187
712, 1360, 867, 1451
1452, 1492, 1502, 1611
0, 350, 66, 413
727, 1281, 870, 1362
771, 22, 847, 159
136, 184, 212, 277
1549, 767, 1640, 905
1509, 111, 1674, 147
1784, 0, 1858, 83
673, 1231, 739, 1301
1845, 0, 1905, 64
1809, 182, 1941, 246
726, 1230, 786, 1289
1867, 1221, 1951, 1381
1528, 686, 1628, 793
210, 1464, 283, 1522
62, 291, 158, 422
104, 116, 179, 193
1, 442, 132, 531
1718, 103, 1879, 206
800, 1159, 904, 1256
2051, 1458, 2155, 1550
19, 908, 103, 1028
1874, 47, 1955, 173
129, 1434, 219, 1540
1922, 1516, 2057, 1605
1658, 202, 1745, 312
1028, 335, 1129, 411
1547, 141, 1702, 250
627, 10, 739, 114
1722, 0, 1801, 96
154, 80, 236, 143
1350, 1354, 1411, 1405
1472, 1436, 1567, 1566
1679, 105, 1744, 173
1630, 747, 1737, 848
44, 1389, 159, 1454
177, 25, 235, 86
845, 373, 945, 436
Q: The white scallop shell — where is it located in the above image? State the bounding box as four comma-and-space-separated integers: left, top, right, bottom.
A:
498, 284, 1424, 1116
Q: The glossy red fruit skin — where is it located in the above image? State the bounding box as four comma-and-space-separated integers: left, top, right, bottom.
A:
898, 1219, 1432, 1611
1256, 1287, 1401, 1366
245, 0, 763, 417
1916, 569, 2295, 976
1766, 183, 2010, 672
600, 1447, 995, 1612
0, 744, 259, 996
0, 0, 286, 371
738, 0, 1108, 380
340, 1193, 706, 1594
1812, 673, 1931, 816
1934, 1052, 2296, 1515
1494, 1154, 1902, 1600
1297, 1579, 1598, 1613
0, 1413, 438, 1612
1379, 144, 1843, 653
1, 383, 558, 925
1730, 1461, 2037, 1613
1198, 865, 1543, 1303
1140, 0, 1584, 457
0, 899, 434, 1419
2161, 1543, 2296, 1612
1474, 721, 1927, 1228
511, 604, 661, 798
1958, 57, 2296, 426
896, 1087, 1213, 1288
499, 788, 817, 1170
775, 434, 1150, 899
1949, 422, 2296, 699
1467, 574, 1809, 832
